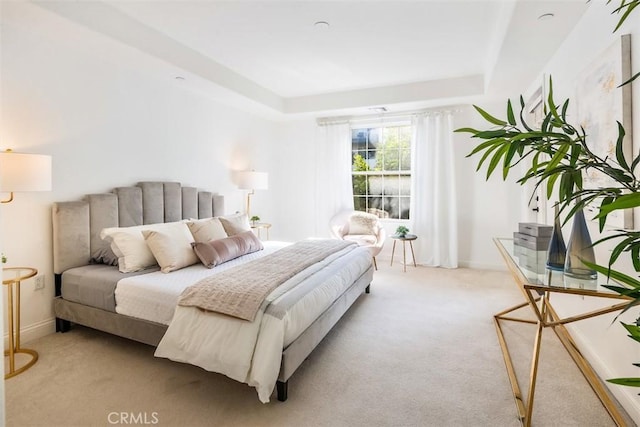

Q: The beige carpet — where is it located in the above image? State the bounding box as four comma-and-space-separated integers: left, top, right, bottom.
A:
5, 264, 633, 427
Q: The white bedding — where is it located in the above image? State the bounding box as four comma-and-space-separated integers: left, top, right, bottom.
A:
152, 242, 373, 403
115, 241, 290, 325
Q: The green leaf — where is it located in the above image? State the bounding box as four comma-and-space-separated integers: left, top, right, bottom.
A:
473, 105, 507, 126
584, 261, 640, 289
476, 129, 509, 139
619, 70, 640, 87
506, 99, 516, 126
596, 193, 640, 218
607, 378, 640, 387
454, 127, 481, 134
612, 1, 639, 32
466, 138, 504, 157
486, 145, 510, 179
615, 122, 629, 171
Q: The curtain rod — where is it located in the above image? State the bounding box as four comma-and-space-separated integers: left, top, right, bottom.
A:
316, 105, 463, 126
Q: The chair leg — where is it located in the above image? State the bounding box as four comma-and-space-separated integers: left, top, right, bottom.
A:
373, 256, 378, 270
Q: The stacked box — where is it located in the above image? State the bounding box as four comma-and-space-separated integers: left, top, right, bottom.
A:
514, 223, 553, 273
513, 223, 552, 250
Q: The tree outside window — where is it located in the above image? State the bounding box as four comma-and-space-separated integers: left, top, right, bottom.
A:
351, 125, 411, 219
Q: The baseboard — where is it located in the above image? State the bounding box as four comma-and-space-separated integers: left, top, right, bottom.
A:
4, 318, 56, 349
567, 324, 640, 425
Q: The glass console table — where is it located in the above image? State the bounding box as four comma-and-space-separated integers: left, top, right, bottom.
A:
494, 238, 631, 427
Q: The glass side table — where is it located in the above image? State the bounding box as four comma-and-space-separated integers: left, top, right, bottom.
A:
3, 267, 39, 379
494, 238, 631, 427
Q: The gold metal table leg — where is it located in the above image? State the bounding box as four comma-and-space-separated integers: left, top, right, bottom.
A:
4, 278, 39, 379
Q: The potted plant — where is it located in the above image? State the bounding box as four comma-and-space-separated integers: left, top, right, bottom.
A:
395, 225, 409, 238
250, 215, 260, 226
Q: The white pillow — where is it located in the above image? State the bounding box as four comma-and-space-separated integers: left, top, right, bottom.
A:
142, 223, 198, 273
219, 213, 251, 236
187, 217, 228, 242
100, 221, 184, 273
348, 212, 379, 235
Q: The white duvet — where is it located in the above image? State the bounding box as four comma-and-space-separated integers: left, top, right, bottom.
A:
115, 241, 372, 403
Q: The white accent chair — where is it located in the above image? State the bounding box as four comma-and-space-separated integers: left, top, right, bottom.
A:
330, 210, 387, 270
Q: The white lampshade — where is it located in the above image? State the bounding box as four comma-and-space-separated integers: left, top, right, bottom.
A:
0, 152, 52, 192
237, 171, 268, 191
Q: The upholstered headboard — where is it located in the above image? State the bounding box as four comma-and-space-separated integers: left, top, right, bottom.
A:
52, 181, 225, 275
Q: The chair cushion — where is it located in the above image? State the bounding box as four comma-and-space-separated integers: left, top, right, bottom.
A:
348, 211, 379, 235
343, 234, 377, 246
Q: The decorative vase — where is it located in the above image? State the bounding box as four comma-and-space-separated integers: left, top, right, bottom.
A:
546, 205, 566, 271
563, 206, 596, 279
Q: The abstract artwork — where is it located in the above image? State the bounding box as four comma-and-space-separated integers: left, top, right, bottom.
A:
576, 34, 633, 229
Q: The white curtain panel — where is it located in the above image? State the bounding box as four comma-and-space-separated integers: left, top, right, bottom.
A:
314, 122, 354, 237
411, 112, 458, 268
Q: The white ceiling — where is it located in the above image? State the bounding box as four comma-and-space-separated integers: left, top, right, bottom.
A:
33, 0, 591, 116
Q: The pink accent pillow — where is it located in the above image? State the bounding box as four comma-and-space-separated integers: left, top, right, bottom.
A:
192, 230, 264, 268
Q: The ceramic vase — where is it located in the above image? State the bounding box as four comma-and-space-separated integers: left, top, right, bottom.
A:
563, 206, 596, 279
546, 205, 566, 271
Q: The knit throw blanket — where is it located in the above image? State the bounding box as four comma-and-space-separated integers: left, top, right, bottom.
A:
178, 239, 355, 321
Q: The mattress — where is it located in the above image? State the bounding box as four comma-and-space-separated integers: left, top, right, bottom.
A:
115, 241, 291, 325
119, 241, 372, 347
61, 264, 159, 312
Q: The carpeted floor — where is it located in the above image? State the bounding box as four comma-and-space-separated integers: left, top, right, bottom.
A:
5, 264, 633, 426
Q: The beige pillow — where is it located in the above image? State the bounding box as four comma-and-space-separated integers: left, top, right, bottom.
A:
192, 230, 264, 268
100, 221, 184, 273
348, 212, 379, 235
187, 217, 228, 242
142, 223, 199, 273
219, 213, 251, 236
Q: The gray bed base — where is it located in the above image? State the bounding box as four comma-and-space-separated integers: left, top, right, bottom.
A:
54, 266, 373, 402
52, 181, 373, 402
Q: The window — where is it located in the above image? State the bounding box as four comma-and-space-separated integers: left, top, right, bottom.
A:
351, 125, 411, 219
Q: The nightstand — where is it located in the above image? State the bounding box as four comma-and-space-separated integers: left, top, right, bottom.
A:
251, 222, 271, 240
3, 267, 39, 378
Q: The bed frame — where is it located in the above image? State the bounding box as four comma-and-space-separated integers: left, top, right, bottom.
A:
52, 181, 373, 402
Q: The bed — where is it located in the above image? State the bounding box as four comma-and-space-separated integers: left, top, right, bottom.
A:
52, 181, 374, 403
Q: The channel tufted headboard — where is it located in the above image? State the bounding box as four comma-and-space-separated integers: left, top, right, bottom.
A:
52, 181, 225, 275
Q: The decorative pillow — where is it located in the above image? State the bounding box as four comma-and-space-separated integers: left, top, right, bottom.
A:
91, 246, 119, 266
142, 223, 199, 273
348, 212, 379, 235
219, 213, 251, 236
192, 230, 264, 268
100, 221, 184, 273
187, 217, 228, 242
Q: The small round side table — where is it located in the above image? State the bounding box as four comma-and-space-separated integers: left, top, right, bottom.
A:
3, 267, 39, 379
250, 222, 272, 240
390, 234, 418, 272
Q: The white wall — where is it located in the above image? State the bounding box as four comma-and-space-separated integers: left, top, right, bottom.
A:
271, 104, 522, 268
0, 3, 278, 343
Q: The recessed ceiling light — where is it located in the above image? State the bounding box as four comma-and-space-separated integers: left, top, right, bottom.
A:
314, 21, 330, 30
538, 13, 554, 21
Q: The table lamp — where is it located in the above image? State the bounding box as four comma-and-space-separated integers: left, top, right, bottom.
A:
237, 170, 268, 218
0, 150, 52, 203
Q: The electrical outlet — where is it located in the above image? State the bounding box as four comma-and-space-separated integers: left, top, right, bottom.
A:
34, 275, 45, 291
